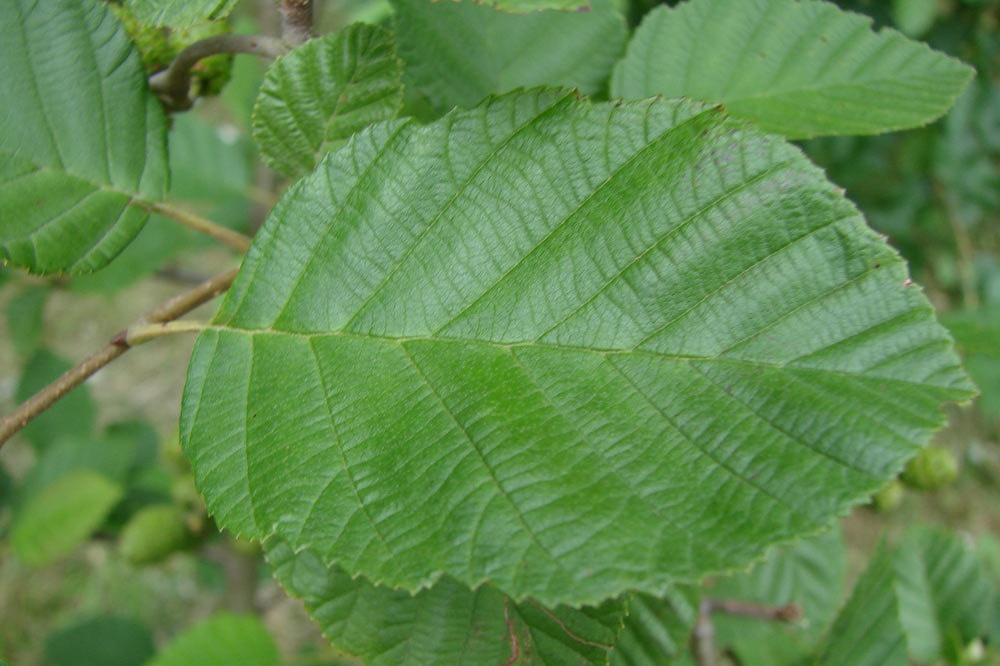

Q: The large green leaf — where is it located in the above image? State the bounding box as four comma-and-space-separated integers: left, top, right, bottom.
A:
711, 527, 846, 666
10, 470, 123, 566
143, 613, 279, 666
813, 541, 907, 666
124, 0, 239, 28
610, 0, 974, 140
266, 534, 625, 665
392, 0, 626, 110
609, 587, 700, 666
181, 89, 973, 607
0, 0, 168, 274
253, 24, 404, 179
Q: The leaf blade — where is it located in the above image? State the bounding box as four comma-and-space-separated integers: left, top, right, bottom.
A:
0, 0, 168, 274
252, 24, 404, 179
182, 89, 973, 607
610, 0, 974, 139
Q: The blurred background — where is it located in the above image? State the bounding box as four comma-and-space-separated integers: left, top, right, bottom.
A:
0, 0, 997, 664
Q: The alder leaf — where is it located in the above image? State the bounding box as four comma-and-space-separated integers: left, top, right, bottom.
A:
143, 613, 279, 666
609, 587, 700, 666
180, 89, 974, 607
265, 534, 625, 665
252, 24, 404, 180
10, 470, 123, 566
0, 0, 168, 275
814, 541, 908, 666
124, 0, 239, 28
392, 0, 626, 110
711, 527, 845, 666
610, 0, 974, 139
892, 527, 996, 662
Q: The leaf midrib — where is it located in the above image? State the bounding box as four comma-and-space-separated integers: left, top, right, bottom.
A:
198, 325, 970, 394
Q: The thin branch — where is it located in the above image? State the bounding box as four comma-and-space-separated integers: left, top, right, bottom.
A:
149, 33, 286, 111
693, 599, 717, 666
279, 0, 314, 47
139, 201, 252, 252
704, 598, 803, 623
0, 268, 238, 448
125, 320, 208, 346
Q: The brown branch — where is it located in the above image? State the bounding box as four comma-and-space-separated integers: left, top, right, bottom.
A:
704, 598, 803, 623
149, 33, 286, 111
0, 268, 238, 447
279, 0, 314, 47
499, 596, 522, 666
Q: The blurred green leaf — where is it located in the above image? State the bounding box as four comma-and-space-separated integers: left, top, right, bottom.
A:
105, 420, 161, 472
610, 587, 700, 666
253, 24, 404, 179
5, 285, 47, 356
143, 613, 280, 666
11, 470, 123, 566
45, 615, 155, 666
814, 541, 908, 666
943, 307, 1000, 423
17, 434, 139, 508
893, 0, 939, 36
712, 527, 846, 666
611, 0, 973, 139
222, 16, 267, 131
392, 0, 626, 110
893, 527, 996, 662
15, 349, 96, 450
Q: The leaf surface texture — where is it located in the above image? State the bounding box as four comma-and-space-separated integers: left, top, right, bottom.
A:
181, 89, 973, 607
0, 0, 168, 273
253, 24, 404, 179
610, 0, 974, 139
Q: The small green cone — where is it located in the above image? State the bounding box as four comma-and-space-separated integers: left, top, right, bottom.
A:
901, 446, 959, 491
120, 504, 190, 565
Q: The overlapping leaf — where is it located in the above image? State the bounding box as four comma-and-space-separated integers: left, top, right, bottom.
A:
814, 541, 908, 666
610, 0, 974, 139
124, 0, 238, 28
0, 0, 168, 274
266, 535, 625, 665
392, 0, 626, 110
893, 527, 996, 662
711, 527, 845, 666
253, 24, 403, 179
180, 88, 973, 608
609, 587, 700, 666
